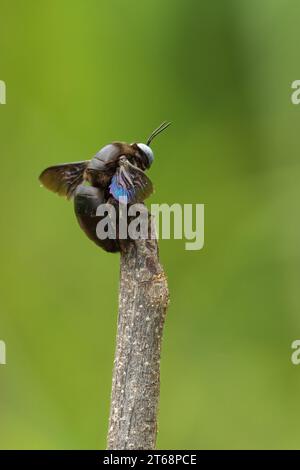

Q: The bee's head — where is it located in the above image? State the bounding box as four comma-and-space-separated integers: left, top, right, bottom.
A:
135, 121, 171, 169
136, 143, 154, 168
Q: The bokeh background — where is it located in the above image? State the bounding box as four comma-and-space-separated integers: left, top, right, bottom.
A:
0, 0, 300, 450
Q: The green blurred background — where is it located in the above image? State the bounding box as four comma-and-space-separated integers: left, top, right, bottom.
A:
0, 0, 300, 450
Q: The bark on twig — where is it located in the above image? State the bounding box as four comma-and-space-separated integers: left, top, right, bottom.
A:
107, 217, 169, 450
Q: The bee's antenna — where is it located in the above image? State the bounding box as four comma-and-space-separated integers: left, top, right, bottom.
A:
146, 121, 171, 146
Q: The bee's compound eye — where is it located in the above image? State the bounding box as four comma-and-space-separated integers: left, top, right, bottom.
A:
137, 143, 154, 167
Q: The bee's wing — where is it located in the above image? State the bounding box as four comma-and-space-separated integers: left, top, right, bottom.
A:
39, 161, 89, 199
109, 160, 153, 204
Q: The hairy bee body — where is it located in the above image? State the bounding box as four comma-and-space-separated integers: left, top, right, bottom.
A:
39, 122, 170, 252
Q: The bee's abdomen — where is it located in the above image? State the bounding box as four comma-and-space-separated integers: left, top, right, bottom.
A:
74, 185, 119, 253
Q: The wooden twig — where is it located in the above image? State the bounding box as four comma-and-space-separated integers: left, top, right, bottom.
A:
107, 215, 169, 450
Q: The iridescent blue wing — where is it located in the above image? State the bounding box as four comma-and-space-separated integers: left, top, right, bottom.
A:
109, 160, 153, 204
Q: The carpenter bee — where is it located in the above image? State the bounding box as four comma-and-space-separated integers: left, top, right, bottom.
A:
39, 122, 171, 252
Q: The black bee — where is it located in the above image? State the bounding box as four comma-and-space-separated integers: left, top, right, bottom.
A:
39, 122, 171, 252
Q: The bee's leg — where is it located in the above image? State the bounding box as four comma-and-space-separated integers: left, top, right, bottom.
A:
74, 185, 120, 253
